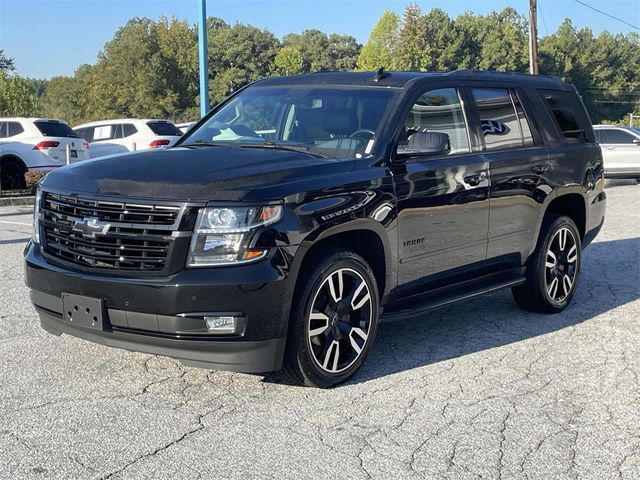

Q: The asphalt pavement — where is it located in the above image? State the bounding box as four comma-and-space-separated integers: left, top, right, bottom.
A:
0, 183, 638, 479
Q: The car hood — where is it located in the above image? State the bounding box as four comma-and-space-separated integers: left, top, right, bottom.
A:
41, 146, 355, 202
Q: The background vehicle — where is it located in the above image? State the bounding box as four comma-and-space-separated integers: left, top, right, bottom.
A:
0, 118, 89, 189
73, 119, 183, 156
25, 71, 606, 388
176, 122, 196, 134
593, 125, 640, 178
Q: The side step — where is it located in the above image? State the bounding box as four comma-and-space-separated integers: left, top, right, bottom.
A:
380, 269, 525, 322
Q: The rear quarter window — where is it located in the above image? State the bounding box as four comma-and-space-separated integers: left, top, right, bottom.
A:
146, 122, 182, 136
7, 122, 24, 137
122, 123, 138, 137
34, 121, 80, 138
538, 89, 593, 143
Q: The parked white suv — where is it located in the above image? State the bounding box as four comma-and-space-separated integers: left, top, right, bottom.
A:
73, 119, 183, 157
0, 118, 90, 189
593, 125, 640, 179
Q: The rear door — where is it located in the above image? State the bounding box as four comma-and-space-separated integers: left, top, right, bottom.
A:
597, 128, 640, 177
467, 87, 550, 267
392, 86, 490, 289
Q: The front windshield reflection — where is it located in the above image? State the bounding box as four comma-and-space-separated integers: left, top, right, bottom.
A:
183, 86, 395, 159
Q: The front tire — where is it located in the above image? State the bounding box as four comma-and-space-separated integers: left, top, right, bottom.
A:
283, 249, 380, 388
512, 214, 581, 313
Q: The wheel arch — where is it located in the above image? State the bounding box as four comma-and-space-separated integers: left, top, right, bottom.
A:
543, 192, 587, 240
0, 154, 28, 172
529, 190, 587, 261
290, 220, 394, 303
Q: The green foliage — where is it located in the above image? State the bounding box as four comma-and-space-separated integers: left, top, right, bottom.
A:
356, 11, 401, 71
282, 30, 360, 72
539, 21, 640, 122
274, 46, 305, 75
0, 50, 15, 73
0, 71, 38, 116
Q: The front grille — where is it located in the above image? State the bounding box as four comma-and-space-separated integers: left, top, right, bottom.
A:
41, 192, 185, 272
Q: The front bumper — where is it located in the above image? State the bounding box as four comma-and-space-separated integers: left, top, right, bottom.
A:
25, 242, 295, 372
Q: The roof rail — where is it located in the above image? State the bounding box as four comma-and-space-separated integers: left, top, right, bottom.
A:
448, 69, 563, 83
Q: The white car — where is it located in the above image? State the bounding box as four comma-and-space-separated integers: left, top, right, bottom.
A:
176, 121, 196, 134
0, 117, 90, 189
594, 125, 640, 179
73, 119, 183, 157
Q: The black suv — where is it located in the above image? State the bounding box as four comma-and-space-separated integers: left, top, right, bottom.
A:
25, 71, 606, 387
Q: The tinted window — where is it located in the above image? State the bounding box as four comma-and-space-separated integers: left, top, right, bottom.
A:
472, 88, 523, 151
112, 124, 124, 139
402, 88, 470, 154
122, 123, 137, 137
34, 121, 80, 138
74, 127, 92, 141
7, 122, 24, 137
147, 122, 182, 136
0, 122, 5, 138
603, 129, 636, 144
594, 130, 606, 143
539, 89, 590, 142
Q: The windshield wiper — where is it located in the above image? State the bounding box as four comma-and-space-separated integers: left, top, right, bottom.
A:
238, 142, 327, 159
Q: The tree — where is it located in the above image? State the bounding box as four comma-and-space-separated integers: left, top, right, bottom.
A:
395, 4, 428, 70
421, 8, 464, 71
327, 34, 360, 70
0, 50, 15, 73
0, 71, 38, 116
274, 46, 304, 75
356, 11, 401, 71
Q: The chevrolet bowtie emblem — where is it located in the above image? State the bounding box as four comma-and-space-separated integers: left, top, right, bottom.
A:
72, 217, 111, 239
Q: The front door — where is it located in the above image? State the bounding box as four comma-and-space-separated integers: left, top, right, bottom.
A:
392, 87, 490, 289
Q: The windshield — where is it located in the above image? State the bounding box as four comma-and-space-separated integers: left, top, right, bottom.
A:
182, 86, 395, 159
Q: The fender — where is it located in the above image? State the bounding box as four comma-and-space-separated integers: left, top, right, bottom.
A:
287, 217, 396, 301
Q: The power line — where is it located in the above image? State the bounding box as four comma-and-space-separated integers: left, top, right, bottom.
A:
572, 0, 640, 31
538, 0, 550, 36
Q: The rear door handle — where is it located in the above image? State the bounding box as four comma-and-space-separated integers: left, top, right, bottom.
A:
531, 164, 549, 175
464, 171, 487, 186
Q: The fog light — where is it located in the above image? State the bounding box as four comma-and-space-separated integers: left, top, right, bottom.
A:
205, 315, 238, 334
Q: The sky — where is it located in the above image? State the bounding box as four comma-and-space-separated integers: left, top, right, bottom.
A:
1, 0, 639, 79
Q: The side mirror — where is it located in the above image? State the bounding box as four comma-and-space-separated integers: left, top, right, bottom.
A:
396, 131, 451, 159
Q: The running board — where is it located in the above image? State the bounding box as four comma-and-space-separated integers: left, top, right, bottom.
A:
380, 269, 525, 322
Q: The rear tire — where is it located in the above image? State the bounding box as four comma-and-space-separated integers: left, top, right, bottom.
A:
283, 248, 380, 388
0, 158, 27, 190
512, 214, 581, 313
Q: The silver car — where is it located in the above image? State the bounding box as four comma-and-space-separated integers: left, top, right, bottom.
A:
593, 125, 640, 178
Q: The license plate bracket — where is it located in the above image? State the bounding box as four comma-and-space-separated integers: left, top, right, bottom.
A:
61, 293, 105, 330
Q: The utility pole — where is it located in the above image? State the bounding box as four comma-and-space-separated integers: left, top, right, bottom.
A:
529, 0, 539, 75
197, 0, 209, 117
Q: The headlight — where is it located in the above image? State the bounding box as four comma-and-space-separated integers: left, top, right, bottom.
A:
32, 188, 42, 244
187, 205, 282, 266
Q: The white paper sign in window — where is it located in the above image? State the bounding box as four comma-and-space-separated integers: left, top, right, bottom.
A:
93, 125, 112, 140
